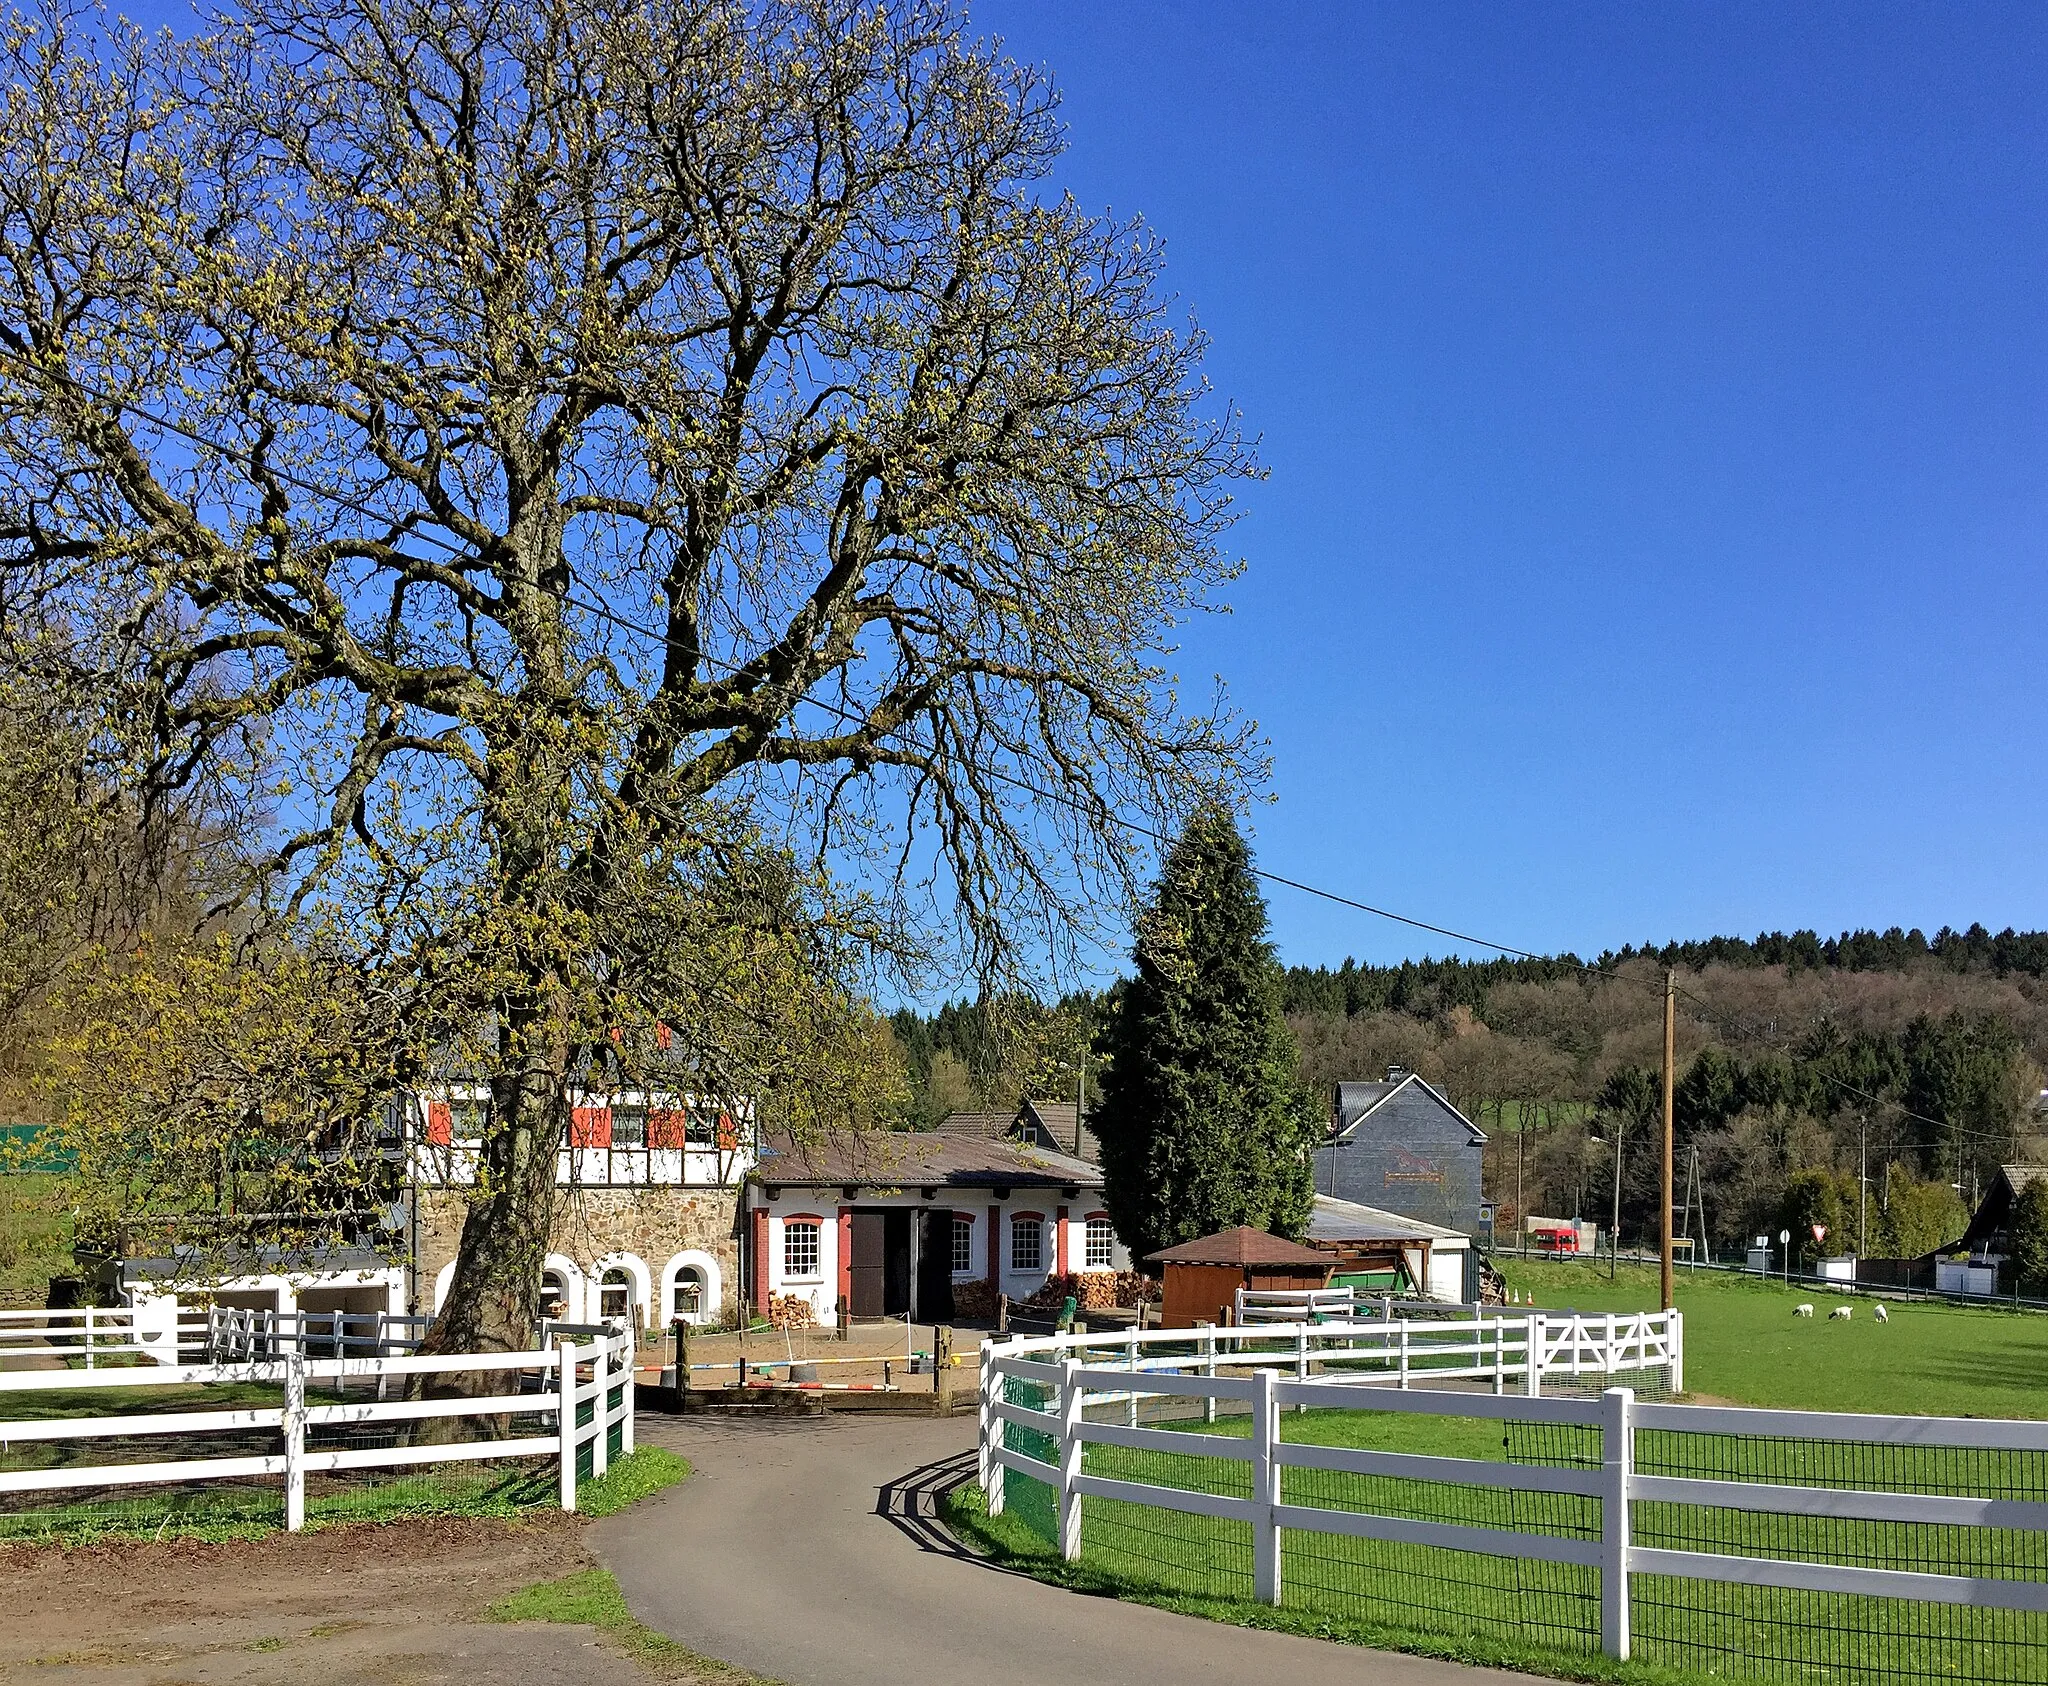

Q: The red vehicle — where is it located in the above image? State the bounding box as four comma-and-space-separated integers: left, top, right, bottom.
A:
1534, 1226, 1580, 1256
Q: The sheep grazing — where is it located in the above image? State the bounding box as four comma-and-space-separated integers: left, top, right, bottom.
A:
1793, 1303, 1815, 1317
1873, 1303, 1889, 1323
1829, 1305, 1852, 1321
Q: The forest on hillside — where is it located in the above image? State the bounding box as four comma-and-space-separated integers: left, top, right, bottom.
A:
893, 925, 2048, 1260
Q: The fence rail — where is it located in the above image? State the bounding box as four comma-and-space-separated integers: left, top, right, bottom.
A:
977, 1321, 2048, 1683
0, 1328, 634, 1532
0, 1306, 210, 1369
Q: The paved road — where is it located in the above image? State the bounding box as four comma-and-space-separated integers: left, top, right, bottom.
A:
596, 1412, 1545, 1686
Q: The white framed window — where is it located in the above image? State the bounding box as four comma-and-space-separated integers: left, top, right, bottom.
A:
1010, 1215, 1042, 1273
1085, 1216, 1116, 1270
951, 1214, 974, 1275
610, 1103, 647, 1147
783, 1220, 821, 1280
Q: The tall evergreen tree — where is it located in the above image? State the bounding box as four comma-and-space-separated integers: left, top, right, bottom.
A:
1095, 806, 1316, 1259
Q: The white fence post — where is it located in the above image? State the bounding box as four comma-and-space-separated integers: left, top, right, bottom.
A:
1398, 1320, 1410, 1390
1253, 1364, 1282, 1606
977, 1348, 993, 1493
284, 1347, 307, 1532
1601, 1385, 1633, 1660
558, 1339, 579, 1513
1526, 1312, 1545, 1398
1667, 1310, 1684, 1394
1057, 1357, 1083, 1562
619, 1333, 636, 1457
83, 1305, 95, 1370
1604, 1312, 1617, 1374
1200, 1323, 1217, 1425
591, 1344, 611, 1479
1126, 1334, 1139, 1428
1492, 1317, 1504, 1395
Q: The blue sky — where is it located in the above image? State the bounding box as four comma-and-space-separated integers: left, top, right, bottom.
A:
974, 2, 2048, 970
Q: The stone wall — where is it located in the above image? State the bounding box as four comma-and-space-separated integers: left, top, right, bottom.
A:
414, 1185, 743, 1324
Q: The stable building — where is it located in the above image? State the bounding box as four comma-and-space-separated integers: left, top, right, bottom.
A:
744, 1130, 1128, 1325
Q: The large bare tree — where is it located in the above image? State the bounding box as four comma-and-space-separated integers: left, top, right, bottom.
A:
0, 0, 1257, 1351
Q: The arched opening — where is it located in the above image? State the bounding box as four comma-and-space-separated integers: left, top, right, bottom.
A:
672, 1265, 707, 1321
540, 1267, 573, 1322
598, 1265, 634, 1324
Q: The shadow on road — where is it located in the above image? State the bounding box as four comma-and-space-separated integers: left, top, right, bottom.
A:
874, 1450, 1024, 1570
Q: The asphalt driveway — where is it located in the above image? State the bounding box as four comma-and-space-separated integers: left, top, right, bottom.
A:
596, 1411, 1546, 1686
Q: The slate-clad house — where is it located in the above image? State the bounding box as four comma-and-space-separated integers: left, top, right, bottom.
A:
1311, 1068, 1487, 1236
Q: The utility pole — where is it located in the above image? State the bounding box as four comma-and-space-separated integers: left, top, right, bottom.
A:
1661, 967, 1676, 1311
1858, 1118, 1868, 1260
1517, 1115, 1527, 1260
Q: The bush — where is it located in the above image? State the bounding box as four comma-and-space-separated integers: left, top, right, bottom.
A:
2013, 1178, 2048, 1296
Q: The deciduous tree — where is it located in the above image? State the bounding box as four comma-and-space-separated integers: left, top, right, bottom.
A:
0, 0, 1255, 1352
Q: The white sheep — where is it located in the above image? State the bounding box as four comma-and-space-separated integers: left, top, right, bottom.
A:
1873, 1303, 1888, 1323
1793, 1303, 1814, 1317
1829, 1305, 1852, 1321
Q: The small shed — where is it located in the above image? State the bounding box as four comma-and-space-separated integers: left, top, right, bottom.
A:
1146, 1226, 1334, 1329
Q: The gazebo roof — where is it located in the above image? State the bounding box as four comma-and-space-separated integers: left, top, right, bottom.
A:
1144, 1226, 1331, 1268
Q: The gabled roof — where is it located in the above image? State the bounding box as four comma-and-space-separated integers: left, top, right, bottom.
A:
755, 1129, 1102, 1191
1144, 1226, 1332, 1268
936, 1099, 1100, 1164
1330, 1073, 1487, 1146
1306, 1195, 1470, 1246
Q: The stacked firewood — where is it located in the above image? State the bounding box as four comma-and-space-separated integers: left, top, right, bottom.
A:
767, 1293, 817, 1330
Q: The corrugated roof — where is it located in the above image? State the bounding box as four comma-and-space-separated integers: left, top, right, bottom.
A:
1144, 1226, 1332, 1267
756, 1129, 1103, 1190
1307, 1195, 1470, 1246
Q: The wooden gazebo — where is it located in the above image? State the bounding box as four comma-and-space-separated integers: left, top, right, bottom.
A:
1145, 1226, 1334, 1329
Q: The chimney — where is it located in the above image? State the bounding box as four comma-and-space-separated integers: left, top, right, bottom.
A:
1385, 1064, 1407, 1083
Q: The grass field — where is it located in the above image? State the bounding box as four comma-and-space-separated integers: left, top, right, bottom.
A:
956, 1274, 2048, 1686
967, 1388, 2048, 1686
1500, 1256, 2048, 1419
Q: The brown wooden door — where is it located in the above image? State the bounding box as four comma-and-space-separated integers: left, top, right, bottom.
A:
849, 1211, 887, 1317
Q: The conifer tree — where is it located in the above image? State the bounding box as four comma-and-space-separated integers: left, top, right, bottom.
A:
1095, 806, 1316, 1259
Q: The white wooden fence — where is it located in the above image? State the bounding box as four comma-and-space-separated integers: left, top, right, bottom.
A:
0, 1330, 633, 1530
982, 1309, 1682, 1413
0, 1306, 211, 1369
206, 1306, 432, 1362
978, 1323, 2048, 1664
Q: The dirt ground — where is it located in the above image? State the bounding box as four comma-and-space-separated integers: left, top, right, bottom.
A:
0, 1512, 716, 1686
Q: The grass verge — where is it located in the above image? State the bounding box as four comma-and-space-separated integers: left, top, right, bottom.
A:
939, 1481, 1698, 1686
0, 1443, 690, 1547
487, 1568, 767, 1682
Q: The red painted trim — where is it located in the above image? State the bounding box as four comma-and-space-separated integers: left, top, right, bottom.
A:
425, 1101, 452, 1146
751, 1207, 770, 1316
1083, 1209, 1110, 1221
782, 1211, 827, 1223
987, 1205, 1001, 1289
569, 1104, 612, 1148
837, 1207, 853, 1312
1055, 1205, 1070, 1275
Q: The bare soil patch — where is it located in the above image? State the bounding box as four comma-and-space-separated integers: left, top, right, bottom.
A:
0, 1512, 717, 1686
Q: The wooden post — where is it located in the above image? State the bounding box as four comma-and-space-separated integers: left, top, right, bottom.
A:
1601, 1386, 1634, 1660
997, 1293, 1009, 1335
1252, 1365, 1282, 1606
836, 1296, 849, 1341
284, 1348, 306, 1531
1057, 1357, 1083, 1562
935, 1325, 950, 1395
558, 1340, 578, 1512
675, 1318, 692, 1393
1661, 967, 1676, 1312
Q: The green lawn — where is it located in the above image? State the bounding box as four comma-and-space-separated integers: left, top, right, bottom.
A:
958, 1293, 2048, 1686
1500, 1256, 2048, 1419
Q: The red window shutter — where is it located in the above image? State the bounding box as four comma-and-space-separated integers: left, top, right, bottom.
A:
569, 1105, 612, 1148
426, 1102, 452, 1146
715, 1112, 738, 1152
656, 1021, 673, 1051
647, 1107, 687, 1149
